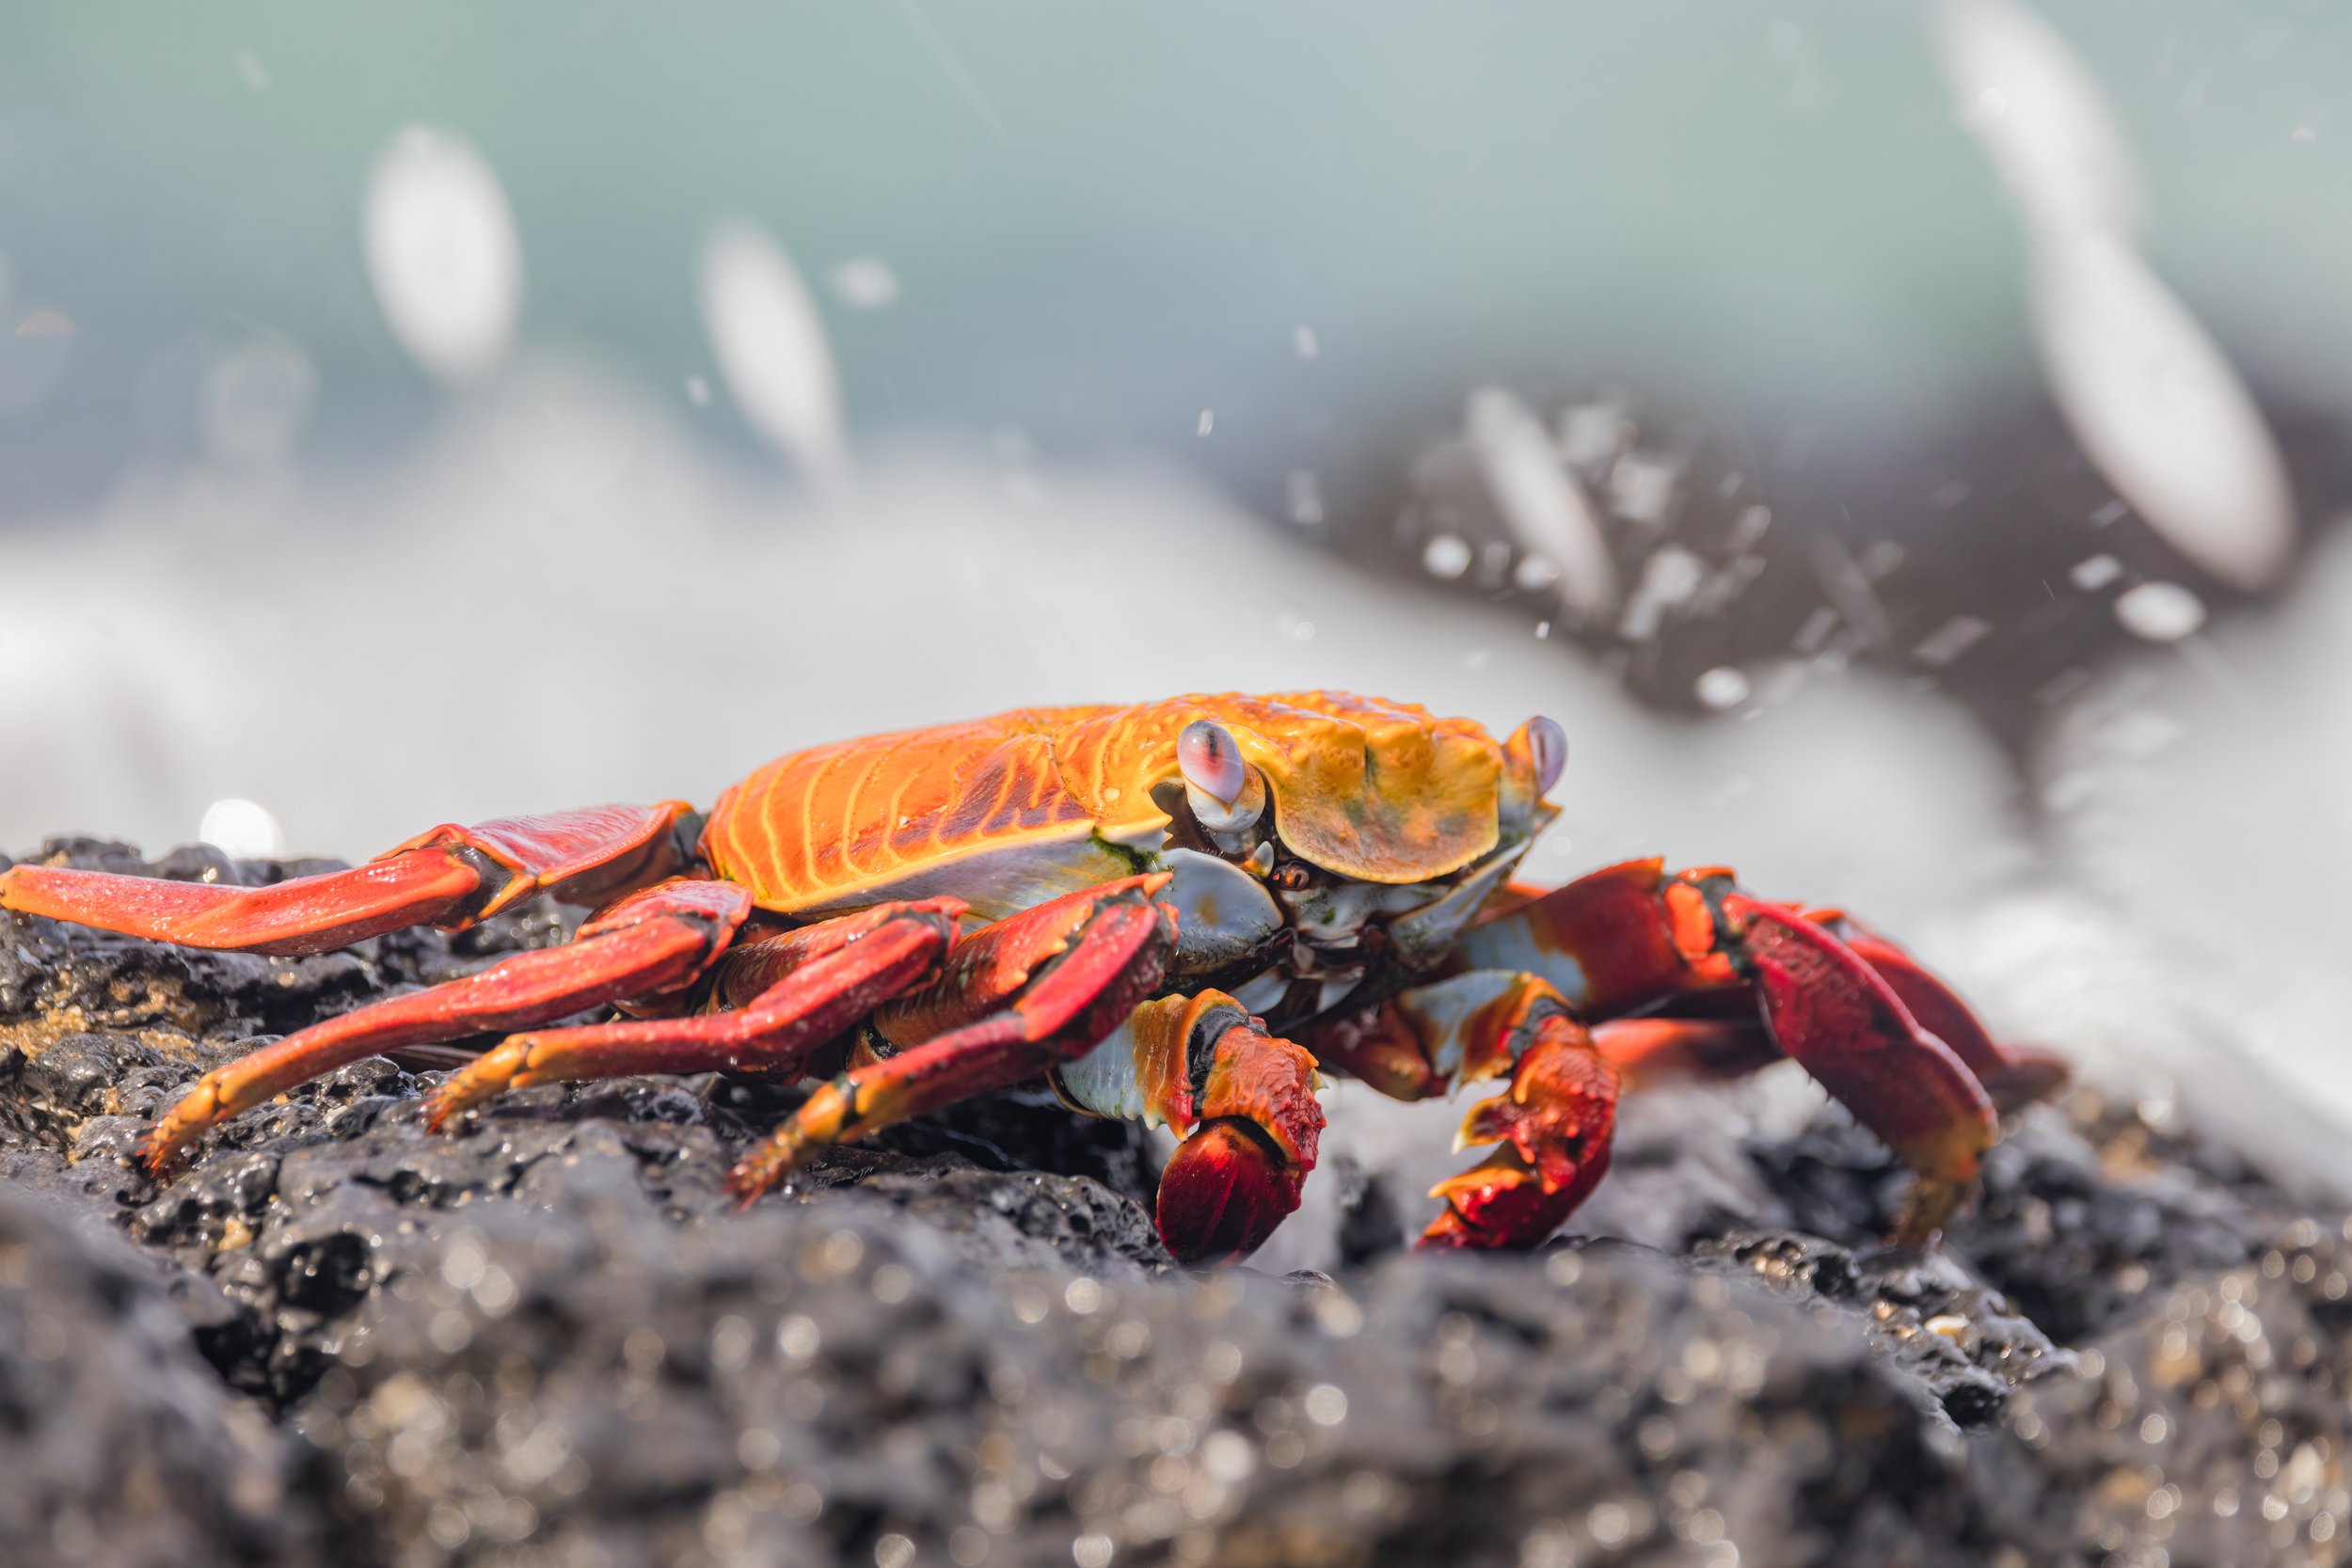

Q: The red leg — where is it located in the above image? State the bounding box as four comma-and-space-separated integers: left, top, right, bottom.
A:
724, 876, 1176, 1202
139, 877, 750, 1172
1590, 1015, 1784, 1088
1454, 860, 1741, 1017
420, 899, 962, 1126
0, 802, 698, 956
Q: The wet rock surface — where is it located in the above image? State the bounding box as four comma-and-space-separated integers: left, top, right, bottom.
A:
4, 839, 2347, 1567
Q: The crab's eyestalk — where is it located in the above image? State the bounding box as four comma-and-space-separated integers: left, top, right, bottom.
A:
1178, 720, 1265, 834
1502, 715, 1567, 827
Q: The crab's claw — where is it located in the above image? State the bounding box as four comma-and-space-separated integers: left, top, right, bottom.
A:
1805, 909, 2071, 1114
1156, 1119, 1302, 1262
1725, 895, 1997, 1243
1152, 1017, 1323, 1264
1421, 1014, 1618, 1250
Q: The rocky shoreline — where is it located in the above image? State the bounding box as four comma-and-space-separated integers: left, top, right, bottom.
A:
5, 838, 2347, 1566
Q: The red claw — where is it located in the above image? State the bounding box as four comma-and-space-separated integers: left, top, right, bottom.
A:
1807, 911, 2070, 1113
1155, 1119, 1302, 1263
1727, 895, 1995, 1242
1420, 1015, 1618, 1250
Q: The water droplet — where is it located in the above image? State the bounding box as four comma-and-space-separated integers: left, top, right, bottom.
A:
701, 221, 849, 488
1694, 667, 1751, 710
363, 127, 523, 384
1913, 614, 1990, 668
829, 257, 900, 309
1468, 389, 1617, 616
199, 798, 285, 859
2069, 553, 2122, 591
2113, 579, 2206, 641
2032, 231, 2294, 590
1286, 469, 1323, 525
1607, 451, 1681, 526
1422, 533, 1472, 580
1557, 401, 1626, 470
1939, 0, 2135, 231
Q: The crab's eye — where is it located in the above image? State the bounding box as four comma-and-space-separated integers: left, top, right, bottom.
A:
1272, 863, 1312, 892
1179, 721, 1245, 805
1178, 720, 1264, 832
1512, 716, 1567, 798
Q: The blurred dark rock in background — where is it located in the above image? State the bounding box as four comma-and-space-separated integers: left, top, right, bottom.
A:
1292, 384, 2352, 764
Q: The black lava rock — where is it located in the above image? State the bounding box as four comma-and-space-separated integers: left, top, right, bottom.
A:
3, 839, 2347, 1566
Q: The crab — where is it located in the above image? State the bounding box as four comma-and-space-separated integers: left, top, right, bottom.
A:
0, 691, 2065, 1260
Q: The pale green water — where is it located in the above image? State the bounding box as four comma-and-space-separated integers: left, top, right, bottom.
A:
0, 2, 2342, 506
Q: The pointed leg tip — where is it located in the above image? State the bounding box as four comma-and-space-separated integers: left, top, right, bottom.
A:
722, 1175, 763, 1210
418, 1078, 482, 1134
136, 1128, 187, 1180
723, 1134, 807, 1208
1155, 1118, 1296, 1264
137, 1090, 220, 1178
421, 1040, 529, 1132
723, 1167, 786, 1211
1984, 1045, 2072, 1114
1892, 1176, 1971, 1248
720, 1163, 765, 1206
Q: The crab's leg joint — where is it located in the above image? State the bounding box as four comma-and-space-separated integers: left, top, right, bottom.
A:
1588, 1015, 1785, 1087
1452, 858, 1744, 1018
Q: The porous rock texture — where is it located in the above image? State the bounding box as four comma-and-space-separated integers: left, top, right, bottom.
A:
4, 839, 2348, 1567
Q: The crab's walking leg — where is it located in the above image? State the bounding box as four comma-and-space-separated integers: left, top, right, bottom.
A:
723, 876, 1177, 1205
0, 803, 700, 955
1589, 1016, 1784, 1088
419, 899, 963, 1127
1308, 971, 1617, 1250
139, 877, 751, 1173
1053, 990, 1326, 1262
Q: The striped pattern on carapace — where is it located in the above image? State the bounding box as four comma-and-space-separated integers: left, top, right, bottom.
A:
700, 690, 1508, 918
